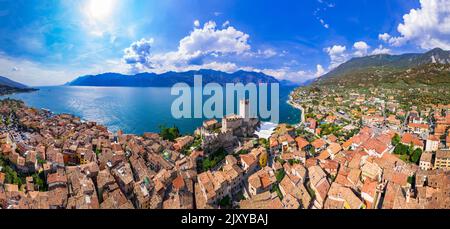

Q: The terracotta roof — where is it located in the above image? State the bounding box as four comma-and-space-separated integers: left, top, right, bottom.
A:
327, 135, 338, 142
327, 143, 342, 155
362, 138, 388, 155
203, 119, 218, 127
335, 174, 351, 187
347, 169, 361, 185
420, 152, 433, 163
269, 137, 279, 148
428, 135, 440, 141
172, 175, 185, 190
47, 172, 68, 185
408, 123, 429, 129
295, 137, 309, 149
305, 158, 319, 168
0, 172, 5, 184
311, 138, 326, 149
361, 180, 378, 199
317, 150, 330, 161
401, 133, 424, 147
436, 150, 450, 159
240, 154, 256, 167
342, 139, 353, 149
314, 178, 330, 202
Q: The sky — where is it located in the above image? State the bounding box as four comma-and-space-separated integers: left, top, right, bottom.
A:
0, 0, 449, 86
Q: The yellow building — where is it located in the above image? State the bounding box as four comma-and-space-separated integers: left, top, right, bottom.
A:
434, 150, 450, 170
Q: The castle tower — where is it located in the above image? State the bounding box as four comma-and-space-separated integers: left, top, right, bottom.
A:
239, 99, 250, 121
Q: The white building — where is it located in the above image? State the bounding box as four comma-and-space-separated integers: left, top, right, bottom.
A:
425, 136, 439, 152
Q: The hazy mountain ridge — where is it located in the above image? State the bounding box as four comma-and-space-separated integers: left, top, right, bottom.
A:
67, 69, 281, 87
0, 76, 29, 89
0, 76, 37, 96
314, 48, 450, 87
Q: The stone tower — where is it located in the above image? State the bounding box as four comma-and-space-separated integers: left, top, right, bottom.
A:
239, 99, 250, 121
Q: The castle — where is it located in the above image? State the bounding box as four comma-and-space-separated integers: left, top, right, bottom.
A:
197, 99, 260, 153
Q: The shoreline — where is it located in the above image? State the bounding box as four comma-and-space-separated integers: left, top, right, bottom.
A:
1, 86, 303, 135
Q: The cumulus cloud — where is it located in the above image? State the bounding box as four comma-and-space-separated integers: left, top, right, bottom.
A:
378, 33, 391, 42
315, 64, 326, 77
194, 20, 200, 27
178, 21, 250, 57
371, 45, 391, 55
120, 20, 314, 83
257, 68, 311, 83
122, 20, 251, 73
381, 0, 450, 49
353, 41, 370, 57
122, 38, 154, 72
255, 64, 325, 83
324, 45, 347, 69
324, 42, 392, 69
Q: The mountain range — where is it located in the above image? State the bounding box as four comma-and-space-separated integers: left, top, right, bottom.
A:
67, 69, 280, 87
314, 48, 450, 86
0, 76, 29, 89
0, 76, 36, 96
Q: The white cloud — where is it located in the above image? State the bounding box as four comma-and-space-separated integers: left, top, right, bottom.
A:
319, 19, 330, 29
194, 20, 200, 27
0, 53, 129, 86
253, 65, 324, 83
122, 38, 154, 72
122, 21, 251, 73
222, 20, 230, 28
323, 41, 392, 69
324, 45, 347, 69
382, 0, 450, 49
371, 45, 391, 55
178, 21, 250, 57
255, 49, 277, 58
378, 33, 391, 42
315, 64, 326, 77
353, 41, 370, 57
259, 68, 311, 83
119, 20, 315, 83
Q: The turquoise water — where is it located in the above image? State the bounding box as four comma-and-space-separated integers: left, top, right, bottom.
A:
0, 86, 300, 135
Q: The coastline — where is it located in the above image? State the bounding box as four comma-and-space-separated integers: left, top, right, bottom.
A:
1, 85, 302, 134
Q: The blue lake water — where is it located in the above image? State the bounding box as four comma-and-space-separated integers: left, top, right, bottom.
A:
0, 86, 301, 135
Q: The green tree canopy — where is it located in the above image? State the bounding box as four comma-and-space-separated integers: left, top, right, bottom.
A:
159, 125, 180, 141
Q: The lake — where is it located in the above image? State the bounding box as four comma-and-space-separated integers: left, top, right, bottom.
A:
0, 86, 301, 135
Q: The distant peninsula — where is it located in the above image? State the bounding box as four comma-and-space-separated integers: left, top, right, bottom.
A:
0, 75, 38, 96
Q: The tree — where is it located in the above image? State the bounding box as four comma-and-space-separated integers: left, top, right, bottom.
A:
159, 125, 180, 141
258, 138, 269, 149
32, 172, 47, 191
408, 143, 415, 156
411, 148, 423, 164
391, 134, 401, 146
407, 175, 415, 187
394, 144, 408, 155
219, 196, 231, 208
259, 151, 268, 168
276, 169, 285, 183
